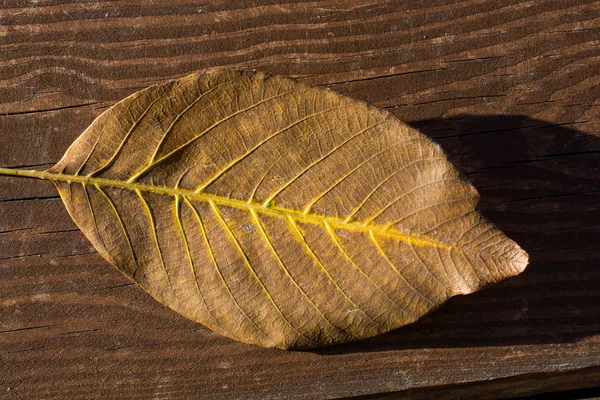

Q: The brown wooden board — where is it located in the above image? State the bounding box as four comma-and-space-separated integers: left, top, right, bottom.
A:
1, 1, 599, 398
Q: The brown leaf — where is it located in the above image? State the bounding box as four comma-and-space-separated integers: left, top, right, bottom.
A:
0, 70, 528, 349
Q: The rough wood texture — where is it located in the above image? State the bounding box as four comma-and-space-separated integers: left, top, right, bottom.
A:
0, 1, 598, 399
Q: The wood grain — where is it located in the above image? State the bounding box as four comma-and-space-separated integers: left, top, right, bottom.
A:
1, 0, 599, 398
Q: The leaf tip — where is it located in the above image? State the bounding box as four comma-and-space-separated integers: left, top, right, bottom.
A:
514, 247, 530, 273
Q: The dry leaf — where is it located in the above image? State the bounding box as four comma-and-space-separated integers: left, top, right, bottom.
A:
0, 69, 528, 349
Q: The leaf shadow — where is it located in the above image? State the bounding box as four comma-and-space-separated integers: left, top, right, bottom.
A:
313, 114, 600, 355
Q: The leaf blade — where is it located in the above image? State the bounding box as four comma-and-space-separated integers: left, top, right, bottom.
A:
40, 69, 528, 349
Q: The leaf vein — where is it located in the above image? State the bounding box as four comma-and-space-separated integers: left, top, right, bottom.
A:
286, 216, 378, 327
367, 176, 458, 226
346, 157, 446, 223
196, 106, 341, 193
262, 119, 387, 206
135, 189, 173, 288
325, 222, 419, 319
93, 185, 140, 275
17, 169, 517, 260
174, 195, 223, 332
368, 231, 436, 308
383, 195, 473, 230
128, 89, 305, 183
75, 133, 102, 176
184, 198, 263, 341
147, 77, 243, 170
407, 238, 448, 295
249, 209, 348, 340
210, 201, 317, 346
302, 137, 434, 215
88, 95, 164, 177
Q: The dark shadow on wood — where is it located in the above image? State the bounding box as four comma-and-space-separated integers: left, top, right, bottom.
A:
313, 115, 600, 355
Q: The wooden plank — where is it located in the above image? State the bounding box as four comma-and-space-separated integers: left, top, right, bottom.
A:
348, 366, 600, 399
1, 1, 599, 398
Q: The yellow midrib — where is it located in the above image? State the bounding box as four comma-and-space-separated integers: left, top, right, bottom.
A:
0, 167, 463, 253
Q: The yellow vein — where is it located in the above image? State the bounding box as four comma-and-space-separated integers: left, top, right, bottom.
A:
82, 183, 148, 280
474, 234, 506, 279
249, 209, 348, 340
248, 163, 276, 204
383, 196, 470, 231
468, 250, 489, 284
0, 167, 479, 256
455, 220, 487, 249
406, 238, 448, 294
421, 209, 476, 236
324, 222, 419, 319
489, 238, 511, 258
75, 133, 103, 176
183, 198, 263, 340
175, 167, 193, 190
451, 247, 483, 287
82, 184, 99, 240
431, 244, 455, 289
146, 77, 242, 169
477, 252, 498, 279
473, 231, 505, 253
368, 231, 435, 307
447, 248, 476, 291
488, 242, 512, 267
262, 119, 387, 206
210, 201, 317, 345
196, 107, 341, 193
135, 189, 173, 289
301, 148, 382, 215
93, 185, 139, 272
84, 182, 144, 278
128, 89, 303, 183
174, 195, 222, 331
286, 216, 378, 326
88, 95, 164, 177
344, 157, 445, 223
301, 137, 432, 215
81, 182, 152, 283
66, 180, 73, 201
365, 176, 458, 226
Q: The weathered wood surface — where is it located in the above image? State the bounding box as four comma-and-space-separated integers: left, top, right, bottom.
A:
0, 1, 599, 399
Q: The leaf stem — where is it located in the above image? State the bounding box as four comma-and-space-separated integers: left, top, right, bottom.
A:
0, 167, 50, 180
